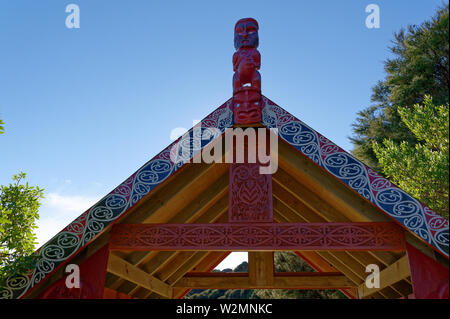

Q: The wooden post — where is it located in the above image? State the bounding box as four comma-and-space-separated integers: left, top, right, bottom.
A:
248, 252, 274, 287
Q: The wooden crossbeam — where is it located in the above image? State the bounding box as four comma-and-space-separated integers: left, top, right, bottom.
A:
357, 255, 411, 298
174, 272, 355, 289
110, 222, 406, 251
107, 253, 173, 298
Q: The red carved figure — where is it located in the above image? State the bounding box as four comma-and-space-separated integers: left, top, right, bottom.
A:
233, 18, 262, 124
233, 88, 262, 124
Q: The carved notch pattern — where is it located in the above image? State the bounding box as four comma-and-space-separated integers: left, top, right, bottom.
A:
110, 222, 406, 251
229, 163, 273, 222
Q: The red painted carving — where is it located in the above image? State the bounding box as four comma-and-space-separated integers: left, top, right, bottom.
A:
233, 18, 262, 124
406, 243, 449, 299
110, 222, 406, 251
229, 163, 273, 222
40, 244, 109, 299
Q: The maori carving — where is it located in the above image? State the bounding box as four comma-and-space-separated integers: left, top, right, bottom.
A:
228, 127, 273, 222
39, 243, 109, 299
110, 222, 406, 251
0, 101, 233, 300
261, 96, 449, 258
229, 163, 273, 222
233, 18, 262, 124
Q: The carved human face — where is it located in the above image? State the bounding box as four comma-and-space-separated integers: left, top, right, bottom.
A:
233, 89, 261, 124
234, 19, 259, 50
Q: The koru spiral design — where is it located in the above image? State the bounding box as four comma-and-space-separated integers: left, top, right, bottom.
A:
261, 96, 449, 258
0, 99, 233, 299
2, 95, 448, 300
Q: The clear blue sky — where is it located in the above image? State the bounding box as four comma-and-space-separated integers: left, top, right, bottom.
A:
0, 0, 444, 267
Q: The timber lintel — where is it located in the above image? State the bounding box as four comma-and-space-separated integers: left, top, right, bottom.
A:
174, 272, 355, 289
110, 222, 406, 251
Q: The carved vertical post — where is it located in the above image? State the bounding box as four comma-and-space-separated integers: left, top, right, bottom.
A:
229, 18, 272, 223
229, 18, 275, 282
228, 129, 273, 222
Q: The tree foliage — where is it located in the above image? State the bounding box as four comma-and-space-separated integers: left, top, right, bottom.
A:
0, 173, 44, 285
373, 97, 449, 218
0, 118, 4, 134
351, 4, 449, 170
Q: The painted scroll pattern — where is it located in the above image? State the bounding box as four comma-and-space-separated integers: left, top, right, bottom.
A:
0, 100, 234, 299
261, 96, 449, 258
110, 222, 406, 251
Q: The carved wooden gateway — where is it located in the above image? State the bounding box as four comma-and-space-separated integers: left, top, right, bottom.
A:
2, 18, 448, 300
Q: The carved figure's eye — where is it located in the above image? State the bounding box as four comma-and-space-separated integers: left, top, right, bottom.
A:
254, 102, 259, 105
235, 104, 240, 108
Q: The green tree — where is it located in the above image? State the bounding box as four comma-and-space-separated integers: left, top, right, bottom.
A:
373, 97, 449, 218
0, 118, 4, 134
0, 173, 44, 285
351, 4, 449, 170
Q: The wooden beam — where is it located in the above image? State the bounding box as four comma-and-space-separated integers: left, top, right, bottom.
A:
132, 216, 230, 299
277, 141, 387, 223
273, 181, 409, 298
121, 162, 228, 225
110, 222, 406, 251
172, 251, 231, 299
273, 182, 402, 269
107, 253, 173, 298
174, 272, 355, 289
249, 252, 274, 286
358, 255, 411, 298
107, 178, 229, 293
278, 141, 442, 261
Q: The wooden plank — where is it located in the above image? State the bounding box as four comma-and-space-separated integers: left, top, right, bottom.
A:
273, 186, 402, 269
278, 141, 441, 260
172, 251, 231, 299
358, 255, 411, 298
273, 183, 409, 298
166, 252, 209, 285
174, 273, 355, 289
295, 251, 337, 272
108, 180, 229, 292
121, 162, 227, 225
278, 141, 387, 223
107, 253, 173, 298
274, 169, 348, 222
344, 251, 410, 296
248, 252, 274, 286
